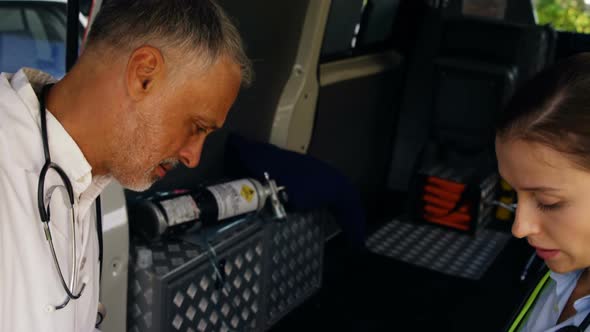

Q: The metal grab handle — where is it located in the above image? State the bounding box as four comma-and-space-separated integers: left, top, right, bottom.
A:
486, 200, 517, 212
264, 172, 287, 220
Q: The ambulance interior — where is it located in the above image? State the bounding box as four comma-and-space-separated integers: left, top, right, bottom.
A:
3, 0, 590, 331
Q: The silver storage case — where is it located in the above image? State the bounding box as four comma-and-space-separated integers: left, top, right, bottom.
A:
127, 210, 327, 332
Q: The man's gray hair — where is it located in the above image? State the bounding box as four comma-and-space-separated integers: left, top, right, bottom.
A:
86, 0, 252, 86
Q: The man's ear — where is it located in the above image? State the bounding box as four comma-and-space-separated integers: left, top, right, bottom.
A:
126, 46, 165, 101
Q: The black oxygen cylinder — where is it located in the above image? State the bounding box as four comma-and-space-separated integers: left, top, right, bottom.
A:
130, 178, 267, 241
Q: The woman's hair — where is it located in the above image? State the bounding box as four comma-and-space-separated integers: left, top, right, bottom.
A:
496, 53, 590, 170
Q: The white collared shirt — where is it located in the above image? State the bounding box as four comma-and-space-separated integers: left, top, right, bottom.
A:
0, 68, 112, 331
521, 269, 590, 331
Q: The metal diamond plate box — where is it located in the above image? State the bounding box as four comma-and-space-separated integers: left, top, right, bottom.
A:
366, 219, 510, 280
127, 210, 327, 332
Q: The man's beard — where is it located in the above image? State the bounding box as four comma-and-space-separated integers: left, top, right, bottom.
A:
121, 158, 180, 192
107, 113, 180, 192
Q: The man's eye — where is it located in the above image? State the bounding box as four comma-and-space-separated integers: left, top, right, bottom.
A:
192, 124, 208, 135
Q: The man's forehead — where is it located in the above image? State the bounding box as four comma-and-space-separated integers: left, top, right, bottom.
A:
189, 97, 231, 129
178, 56, 241, 125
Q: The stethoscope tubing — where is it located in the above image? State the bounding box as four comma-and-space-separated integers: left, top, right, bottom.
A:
39, 84, 87, 311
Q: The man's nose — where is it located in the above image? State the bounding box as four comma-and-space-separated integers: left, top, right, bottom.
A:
511, 200, 541, 239
178, 137, 204, 168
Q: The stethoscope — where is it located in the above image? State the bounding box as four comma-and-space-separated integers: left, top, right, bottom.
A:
37, 83, 103, 314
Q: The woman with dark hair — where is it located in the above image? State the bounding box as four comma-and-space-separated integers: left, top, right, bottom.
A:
497, 53, 590, 331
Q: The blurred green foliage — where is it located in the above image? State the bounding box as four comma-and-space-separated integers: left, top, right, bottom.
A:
535, 0, 590, 33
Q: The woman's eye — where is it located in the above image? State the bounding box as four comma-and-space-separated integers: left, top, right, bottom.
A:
536, 201, 562, 212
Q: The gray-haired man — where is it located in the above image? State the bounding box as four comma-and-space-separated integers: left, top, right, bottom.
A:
0, 0, 251, 330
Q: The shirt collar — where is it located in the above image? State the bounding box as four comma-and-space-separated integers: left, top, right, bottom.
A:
10, 68, 94, 195
550, 269, 590, 327
550, 269, 582, 296
571, 271, 590, 324
573, 297, 590, 317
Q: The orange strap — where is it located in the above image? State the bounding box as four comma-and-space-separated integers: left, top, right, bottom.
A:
424, 185, 461, 202
422, 194, 456, 209
423, 215, 470, 231
424, 204, 468, 216
425, 212, 471, 224
427, 176, 465, 193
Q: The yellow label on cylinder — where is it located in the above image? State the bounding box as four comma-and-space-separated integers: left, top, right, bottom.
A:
241, 185, 255, 203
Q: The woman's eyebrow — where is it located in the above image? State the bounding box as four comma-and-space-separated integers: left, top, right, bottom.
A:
519, 186, 561, 192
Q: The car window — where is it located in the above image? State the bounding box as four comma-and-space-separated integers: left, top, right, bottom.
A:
0, 3, 69, 78
534, 0, 590, 33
